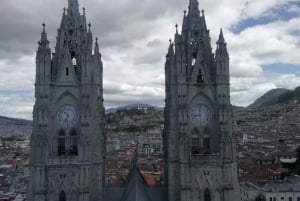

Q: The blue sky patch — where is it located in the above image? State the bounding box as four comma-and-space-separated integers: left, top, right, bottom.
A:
262, 63, 300, 76
231, 2, 300, 34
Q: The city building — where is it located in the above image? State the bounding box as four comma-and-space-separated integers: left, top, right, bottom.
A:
241, 177, 300, 201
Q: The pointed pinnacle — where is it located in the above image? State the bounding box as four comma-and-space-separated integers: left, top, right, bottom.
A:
94, 37, 100, 54
219, 28, 225, 43
88, 22, 91, 32
189, 0, 200, 13
68, 0, 79, 9
40, 22, 49, 46
42, 23, 46, 32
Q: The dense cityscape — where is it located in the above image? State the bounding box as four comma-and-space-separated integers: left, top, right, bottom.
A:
0, 99, 300, 201
0, 0, 300, 200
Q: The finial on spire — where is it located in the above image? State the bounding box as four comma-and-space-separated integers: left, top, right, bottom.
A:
167, 39, 174, 56
175, 24, 178, 33
83, 7, 85, 14
39, 22, 49, 47
88, 22, 91, 32
63, 7, 66, 14
184, 10, 187, 16
202, 10, 205, 16
42, 23, 46, 32
218, 28, 225, 43
94, 37, 100, 54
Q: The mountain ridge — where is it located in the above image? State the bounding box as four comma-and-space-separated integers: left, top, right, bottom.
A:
0, 116, 32, 126
248, 88, 290, 108
248, 86, 300, 108
105, 103, 163, 114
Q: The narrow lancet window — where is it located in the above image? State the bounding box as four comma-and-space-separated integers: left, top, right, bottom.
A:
197, 69, 204, 83
58, 130, 66, 156
59, 191, 66, 201
204, 137, 210, 154
70, 130, 78, 155
191, 137, 200, 155
204, 189, 211, 201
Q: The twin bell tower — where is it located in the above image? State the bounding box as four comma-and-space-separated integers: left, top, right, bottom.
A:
28, 0, 240, 201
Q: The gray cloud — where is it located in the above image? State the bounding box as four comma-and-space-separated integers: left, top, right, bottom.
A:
0, 0, 300, 119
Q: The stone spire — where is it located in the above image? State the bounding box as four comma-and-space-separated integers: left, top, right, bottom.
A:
68, 0, 79, 14
218, 29, 225, 43
87, 23, 93, 52
82, 7, 87, 30
167, 39, 175, 58
181, 10, 188, 33
36, 23, 51, 87
94, 37, 101, 56
188, 0, 200, 16
216, 29, 228, 57
39, 23, 49, 48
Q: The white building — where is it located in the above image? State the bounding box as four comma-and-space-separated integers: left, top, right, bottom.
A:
241, 176, 300, 201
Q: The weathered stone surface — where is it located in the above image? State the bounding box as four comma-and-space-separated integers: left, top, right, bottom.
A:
164, 0, 240, 200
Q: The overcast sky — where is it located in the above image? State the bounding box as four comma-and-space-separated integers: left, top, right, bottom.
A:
0, 0, 300, 119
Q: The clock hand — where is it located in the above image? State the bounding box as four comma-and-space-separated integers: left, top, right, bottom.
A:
65, 112, 69, 122
62, 111, 68, 121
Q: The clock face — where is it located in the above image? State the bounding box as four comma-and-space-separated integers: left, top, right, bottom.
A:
189, 104, 210, 126
56, 105, 78, 128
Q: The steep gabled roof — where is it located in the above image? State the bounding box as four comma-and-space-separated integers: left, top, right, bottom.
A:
120, 145, 151, 201
120, 165, 151, 201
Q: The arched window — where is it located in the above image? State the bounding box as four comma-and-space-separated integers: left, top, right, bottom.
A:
59, 191, 66, 201
203, 137, 210, 154
191, 128, 200, 155
203, 128, 210, 154
58, 130, 66, 156
191, 137, 200, 154
197, 69, 204, 83
70, 130, 78, 155
204, 188, 211, 201
192, 31, 199, 38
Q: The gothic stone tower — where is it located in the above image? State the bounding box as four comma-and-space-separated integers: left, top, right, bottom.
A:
164, 0, 240, 201
28, 0, 105, 201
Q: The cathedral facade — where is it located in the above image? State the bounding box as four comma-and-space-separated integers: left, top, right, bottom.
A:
28, 0, 240, 201
28, 0, 105, 200
164, 0, 240, 200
